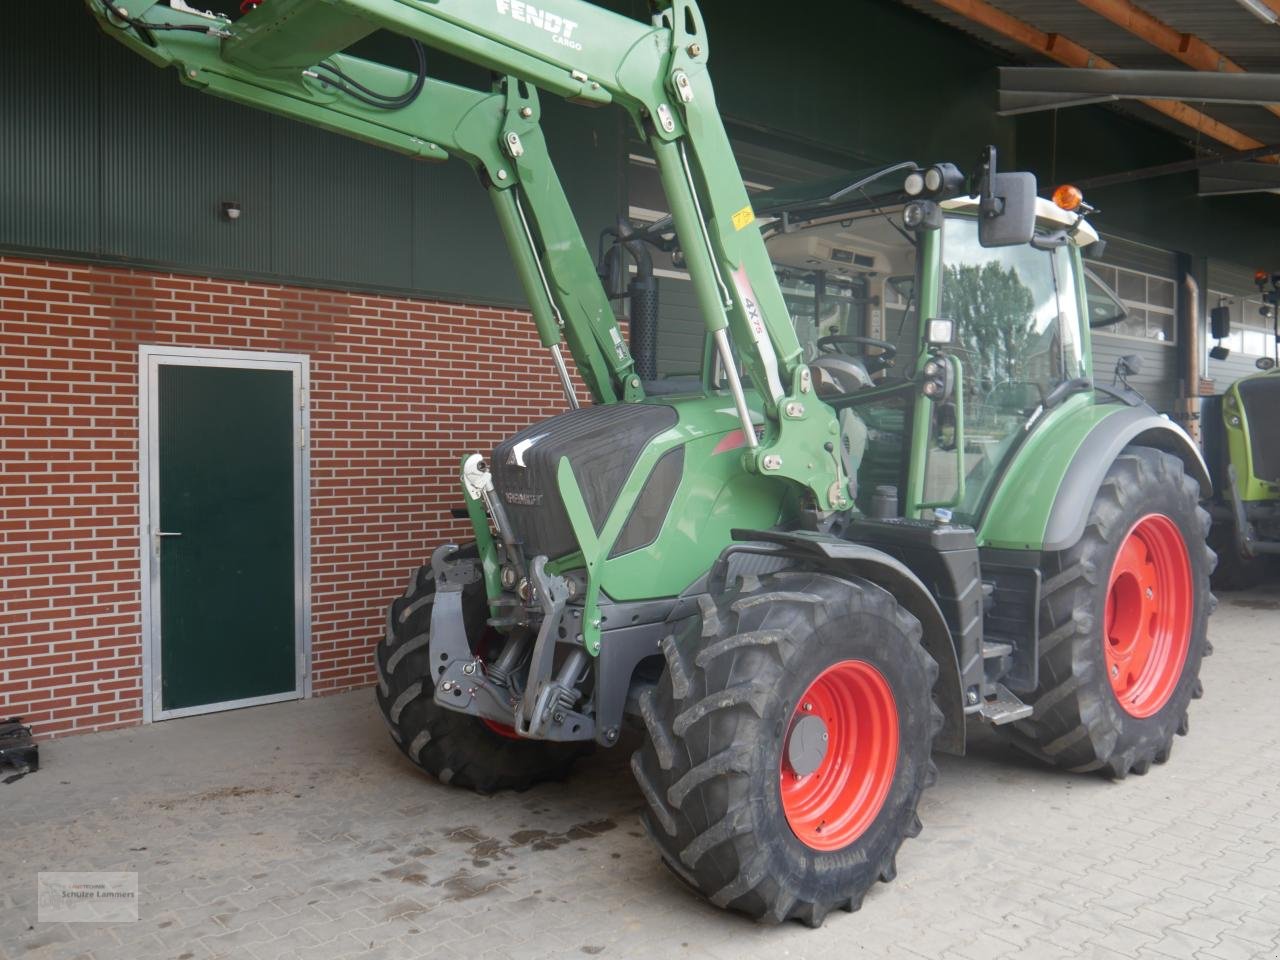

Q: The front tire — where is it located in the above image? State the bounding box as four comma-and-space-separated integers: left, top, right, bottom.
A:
631, 570, 940, 927
1003, 447, 1214, 777
375, 547, 589, 793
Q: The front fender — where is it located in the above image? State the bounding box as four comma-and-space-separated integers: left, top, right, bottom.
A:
727, 529, 968, 756
981, 400, 1210, 553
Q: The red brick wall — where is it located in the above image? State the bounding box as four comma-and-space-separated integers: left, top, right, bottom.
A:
0, 255, 583, 738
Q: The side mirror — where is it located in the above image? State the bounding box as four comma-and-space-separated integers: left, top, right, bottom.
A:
1117, 353, 1144, 378
1211, 304, 1232, 340
972, 146, 1036, 248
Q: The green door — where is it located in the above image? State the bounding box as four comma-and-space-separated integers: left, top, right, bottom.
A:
155, 362, 299, 713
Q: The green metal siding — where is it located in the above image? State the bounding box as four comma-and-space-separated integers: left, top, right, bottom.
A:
0, 4, 100, 254
0, 0, 619, 307
8, 0, 1280, 303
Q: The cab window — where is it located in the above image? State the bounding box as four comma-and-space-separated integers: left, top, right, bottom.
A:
922, 216, 1084, 518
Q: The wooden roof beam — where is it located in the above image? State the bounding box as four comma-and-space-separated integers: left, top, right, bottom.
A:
930, 0, 1275, 159
1074, 0, 1280, 126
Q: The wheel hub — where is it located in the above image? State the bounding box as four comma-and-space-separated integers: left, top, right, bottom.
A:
1103, 513, 1193, 718
786, 713, 829, 778
779, 659, 899, 852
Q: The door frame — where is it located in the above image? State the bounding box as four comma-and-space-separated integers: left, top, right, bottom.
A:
138, 345, 312, 722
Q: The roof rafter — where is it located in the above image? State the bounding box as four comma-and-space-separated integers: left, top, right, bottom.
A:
929, 0, 1276, 160
1073, 0, 1280, 125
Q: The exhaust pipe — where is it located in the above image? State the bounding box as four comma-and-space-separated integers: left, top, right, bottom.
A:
619, 219, 659, 383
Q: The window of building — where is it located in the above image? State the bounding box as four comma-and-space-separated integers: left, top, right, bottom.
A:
1086, 262, 1176, 344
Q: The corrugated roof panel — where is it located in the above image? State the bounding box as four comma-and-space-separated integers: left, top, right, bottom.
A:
900, 0, 1280, 150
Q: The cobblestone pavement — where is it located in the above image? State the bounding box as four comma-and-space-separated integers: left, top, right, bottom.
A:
4, 589, 1279, 960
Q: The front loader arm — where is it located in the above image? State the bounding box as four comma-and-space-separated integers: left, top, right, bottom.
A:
86, 0, 640, 405
89, 0, 848, 509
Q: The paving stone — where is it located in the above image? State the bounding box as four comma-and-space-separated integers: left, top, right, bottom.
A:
4, 589, 1278, 960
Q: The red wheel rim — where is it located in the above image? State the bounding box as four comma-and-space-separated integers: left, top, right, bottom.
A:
779, 660, 898, 851
1104, 513, 1193, 718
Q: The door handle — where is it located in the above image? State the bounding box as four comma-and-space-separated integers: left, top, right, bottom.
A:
152, 529, 183, 552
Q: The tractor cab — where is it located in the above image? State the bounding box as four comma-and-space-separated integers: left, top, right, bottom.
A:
762, 171, 1104, 524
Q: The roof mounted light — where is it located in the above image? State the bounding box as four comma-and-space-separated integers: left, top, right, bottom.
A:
904, 171, 925, 196
1052, 184, 1083, 212
923, 163, 965, 199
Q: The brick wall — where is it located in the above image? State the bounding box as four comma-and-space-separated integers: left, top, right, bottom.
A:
0, 255, 584, 738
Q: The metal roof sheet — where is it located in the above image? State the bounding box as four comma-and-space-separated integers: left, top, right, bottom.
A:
900, 0, 1280, 150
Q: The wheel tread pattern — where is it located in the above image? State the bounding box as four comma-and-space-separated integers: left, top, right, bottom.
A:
998, 447, 1214, 778
632, 570, 939, 926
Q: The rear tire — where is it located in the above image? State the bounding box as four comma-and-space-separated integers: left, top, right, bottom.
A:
374, 546, 589, 794
631, 570, 940, 926
1002, 447, 1214, 777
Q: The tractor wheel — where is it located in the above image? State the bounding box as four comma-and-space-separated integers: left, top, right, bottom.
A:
375, 546, 589, 794
1002, 447, 1214, 777
631, 570, 940, 927
1208, 521, 1270, 591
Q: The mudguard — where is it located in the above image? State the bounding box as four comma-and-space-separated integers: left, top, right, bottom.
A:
981, 399, 1211, 553
1042, 408, 1211, 552
727, 529, 968, 757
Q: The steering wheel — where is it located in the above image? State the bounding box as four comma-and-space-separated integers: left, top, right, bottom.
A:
816, 335, 898, 372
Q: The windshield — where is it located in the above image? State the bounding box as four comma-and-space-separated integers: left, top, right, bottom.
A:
921, 215, 1085, 519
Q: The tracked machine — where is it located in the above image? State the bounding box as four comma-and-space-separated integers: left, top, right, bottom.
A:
90, 0, 1216, 925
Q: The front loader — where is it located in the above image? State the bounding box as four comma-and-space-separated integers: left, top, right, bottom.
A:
90, 0, 1216, 926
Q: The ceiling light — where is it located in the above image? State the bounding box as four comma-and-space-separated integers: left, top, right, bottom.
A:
1236, 0, 1278, 25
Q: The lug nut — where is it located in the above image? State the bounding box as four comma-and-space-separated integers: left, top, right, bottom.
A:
802, 702, 813, 712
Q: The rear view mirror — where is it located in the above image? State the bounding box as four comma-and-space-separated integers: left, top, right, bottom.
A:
1211, 304, 1232, 340
972, 146, 1036, 248
1117, 353, 1144, 378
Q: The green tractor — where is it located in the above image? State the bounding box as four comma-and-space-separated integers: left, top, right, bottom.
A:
91, 0, 1215, 926
1202, 273, 1280, 588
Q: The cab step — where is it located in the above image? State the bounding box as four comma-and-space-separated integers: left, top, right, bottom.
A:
979, 683, 1033, 725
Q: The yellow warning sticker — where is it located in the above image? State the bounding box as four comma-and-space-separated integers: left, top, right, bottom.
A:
731, 205, 755, 231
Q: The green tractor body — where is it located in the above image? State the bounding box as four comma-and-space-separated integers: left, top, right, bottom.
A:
1203, 365, 1280, 585
87, 0, 1217, 927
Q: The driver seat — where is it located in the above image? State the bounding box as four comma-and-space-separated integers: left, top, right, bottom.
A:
808, 355, 873, 398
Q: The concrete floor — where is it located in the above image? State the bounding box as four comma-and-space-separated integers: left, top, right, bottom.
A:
4, 589, 1280, 960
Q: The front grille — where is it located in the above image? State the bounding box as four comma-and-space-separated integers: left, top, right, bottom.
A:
490, 403, 677, 560
1239, 376, 1280, 483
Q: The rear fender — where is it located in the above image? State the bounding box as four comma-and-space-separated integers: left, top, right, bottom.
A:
981, 401, 1210, 552
721, 530, 967, 756
1042, 410, 1210, 552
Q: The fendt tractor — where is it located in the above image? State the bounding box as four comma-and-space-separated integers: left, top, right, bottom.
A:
91, 0, 1215, 925
1202, 271, 1280, 588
